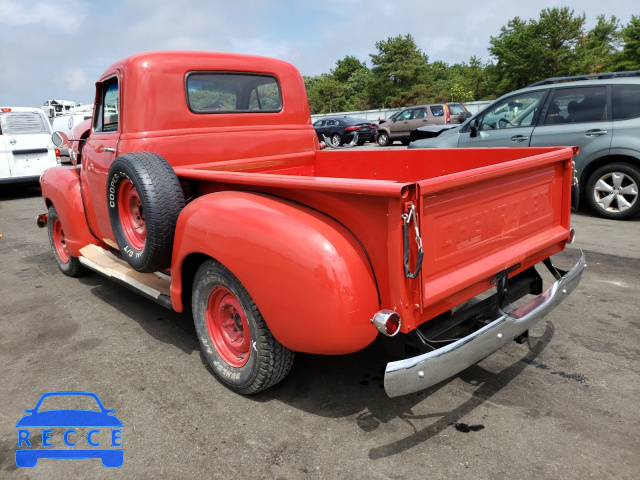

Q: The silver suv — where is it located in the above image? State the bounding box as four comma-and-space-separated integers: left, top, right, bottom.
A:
409, 72, 640, 220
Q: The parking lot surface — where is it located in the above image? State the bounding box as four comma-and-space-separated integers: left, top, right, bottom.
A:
0, 182, 638, 479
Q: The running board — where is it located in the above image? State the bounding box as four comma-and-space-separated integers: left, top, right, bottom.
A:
79, 245, 173, 310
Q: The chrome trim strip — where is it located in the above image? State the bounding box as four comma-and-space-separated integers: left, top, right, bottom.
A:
384, 251, 586, 398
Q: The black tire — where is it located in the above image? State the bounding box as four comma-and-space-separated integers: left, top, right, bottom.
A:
377, 131, 391, 146
47, 205, 85, 277
192, 260, 294, 394
107, 152, 185, 272
401, 139, 411, 146
330, 133, 342, 147
585, 163, 640, 220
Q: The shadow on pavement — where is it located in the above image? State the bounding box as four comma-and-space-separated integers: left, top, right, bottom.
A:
77, 269, 555, 460
0, 184, 41, 200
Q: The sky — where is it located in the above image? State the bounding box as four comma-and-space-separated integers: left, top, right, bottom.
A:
0, 0, 637, 108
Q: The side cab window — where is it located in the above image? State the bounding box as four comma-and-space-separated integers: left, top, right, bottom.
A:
94, 78, 119, 133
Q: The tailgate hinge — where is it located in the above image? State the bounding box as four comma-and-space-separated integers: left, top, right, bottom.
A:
402, 203, 424, 279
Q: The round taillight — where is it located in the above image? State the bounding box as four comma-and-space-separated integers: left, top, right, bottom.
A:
371, 310, 402, 337
385, 316, 400, 335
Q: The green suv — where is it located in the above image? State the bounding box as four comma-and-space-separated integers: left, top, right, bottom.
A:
409, 72, 640, 220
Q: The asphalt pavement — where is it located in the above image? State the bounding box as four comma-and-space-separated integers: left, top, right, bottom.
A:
0, 181, 638, 479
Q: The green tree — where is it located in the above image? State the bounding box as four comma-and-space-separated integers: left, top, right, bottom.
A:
368, 34, 429, 107
331, 56, 367, 83
488, 16, 537, 93
489, 8, 586, 94
573, 15, 620, 74
305, 74, 349, 114
531, 7, 585, 78
613, 15, 640, 70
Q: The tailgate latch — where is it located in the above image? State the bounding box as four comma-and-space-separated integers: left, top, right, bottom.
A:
402, 203, 424, 279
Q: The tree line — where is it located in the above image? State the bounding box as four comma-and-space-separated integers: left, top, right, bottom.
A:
304, 8, 640, 114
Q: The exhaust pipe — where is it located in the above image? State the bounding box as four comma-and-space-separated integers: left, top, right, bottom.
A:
36, 213, 48, 228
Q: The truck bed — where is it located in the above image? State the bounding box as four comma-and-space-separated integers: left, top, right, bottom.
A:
174, 146, 575, 332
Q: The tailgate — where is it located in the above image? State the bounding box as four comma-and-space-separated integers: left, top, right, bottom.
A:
416, 148, 573, 310
9, 144, 56, 178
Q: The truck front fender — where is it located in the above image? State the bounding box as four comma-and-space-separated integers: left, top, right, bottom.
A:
171, 191, 380, 355
40, 166, 96, 258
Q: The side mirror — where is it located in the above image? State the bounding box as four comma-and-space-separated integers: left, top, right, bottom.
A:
52, 131, 69, 148
391, 117, 397, 122
470, 119, 479, 138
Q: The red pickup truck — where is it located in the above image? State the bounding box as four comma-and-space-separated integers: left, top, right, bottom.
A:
39, 51, 585, 397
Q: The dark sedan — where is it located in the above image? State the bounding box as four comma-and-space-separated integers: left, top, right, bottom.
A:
313, 116, 377, 147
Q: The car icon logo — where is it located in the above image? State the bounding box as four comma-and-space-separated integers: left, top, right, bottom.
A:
15, 391, 123, 468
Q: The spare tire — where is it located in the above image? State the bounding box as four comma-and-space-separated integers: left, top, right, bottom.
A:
107, 152, 185, 272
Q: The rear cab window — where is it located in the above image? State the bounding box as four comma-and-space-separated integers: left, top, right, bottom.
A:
186, 73, 282, 113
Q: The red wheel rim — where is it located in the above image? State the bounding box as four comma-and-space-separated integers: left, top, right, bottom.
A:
205, 287, 251, 367
52, 218, 70, 263
117, 179, 146, 250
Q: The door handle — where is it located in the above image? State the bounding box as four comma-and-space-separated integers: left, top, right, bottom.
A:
100, 147, 116, 153
9, 139, 17, 145
585, 129, 607, 137
510, 135, 529, 142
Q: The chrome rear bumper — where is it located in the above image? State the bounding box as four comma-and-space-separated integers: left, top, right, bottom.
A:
384, 251, 586, 398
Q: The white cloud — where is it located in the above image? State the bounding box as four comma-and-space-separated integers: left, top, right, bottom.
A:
65, 68, 89, 93
2, 0, 86, 30
0, 0, 636, 107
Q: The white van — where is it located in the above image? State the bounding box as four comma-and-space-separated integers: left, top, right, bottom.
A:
0, 107, 60, 185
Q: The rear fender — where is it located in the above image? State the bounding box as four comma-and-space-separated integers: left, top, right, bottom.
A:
40, 166, 97, 257
171, 191, 379, 355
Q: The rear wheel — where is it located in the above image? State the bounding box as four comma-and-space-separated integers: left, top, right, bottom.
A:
47, 205, 85, 277
192, 260, 294, 394
585, 163, 640, 220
